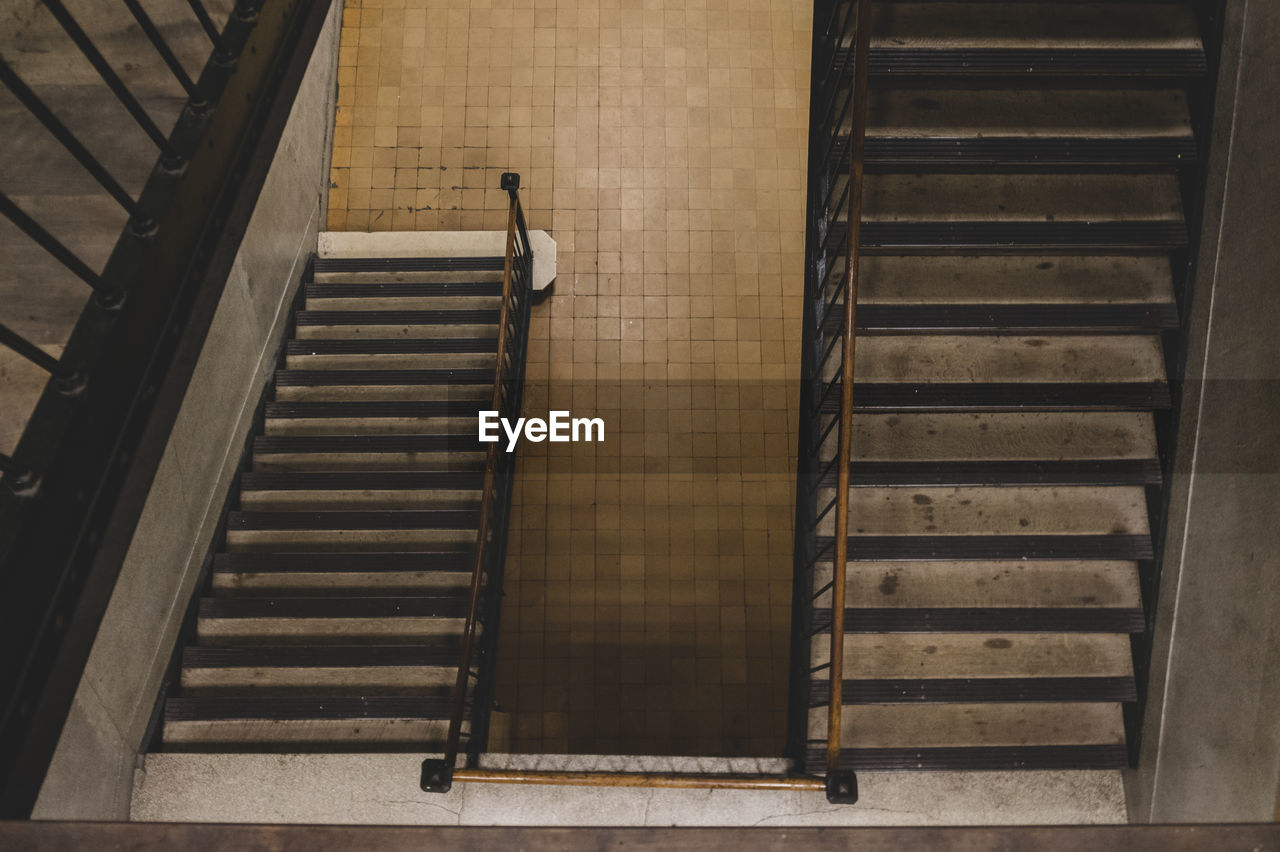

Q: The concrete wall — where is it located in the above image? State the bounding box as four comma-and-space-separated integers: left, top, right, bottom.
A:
1126, 0, 1280, 823
30, 2, 342, 820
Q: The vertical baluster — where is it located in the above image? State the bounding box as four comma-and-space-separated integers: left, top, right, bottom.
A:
0, 58, 146, 226
123, 0, 198, 98
185, 0, 222, 44
40, 0, 178, 159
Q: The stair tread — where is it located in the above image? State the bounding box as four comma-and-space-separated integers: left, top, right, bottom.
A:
852, 220, 1190, 250
829, 458, 1160, 486
265, 401, 487, 419
212, 553, 472, 573
821, 382, 1171, 411
825, 560, 1142, 609
312, 256, 504, 273
198, 596, 469, 618
182, 643, 462, 668
305, 282, 503, 298
285, 339, 497, 355
814, 534, 1153, 561
865, 47, 1206, 78
813, 633, 1135, 678
856, 174, 1183, 222
816, 486, 1149, 537
860, 136, 1197, 168
869, 4, 1201, 50
841, 335, 1166, 383
274, 369, 493, 386
862, 88, 1193, 137
165, 694, 453, 721
856, 256, 1175, 305
810, 676, 1136, 705
254, 435, 484, 452
294, 310, 499, 326
227, 510, 481, 530
838, 303, 1178, 332
844, 411, 1158, 461
810, 701, 1126, 747
240, 471, 485, 491
813, 743, 1129, 771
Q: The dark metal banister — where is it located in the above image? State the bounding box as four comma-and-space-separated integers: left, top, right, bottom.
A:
425, 173, 531, 793
826, 0, 873, 785
0, 0, 334, 817
786, 0, 871, 806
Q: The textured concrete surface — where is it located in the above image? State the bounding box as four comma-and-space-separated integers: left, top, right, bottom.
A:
130, 753, 1126, 826
30, 3, 342, 821
1125, 0, 1280, 824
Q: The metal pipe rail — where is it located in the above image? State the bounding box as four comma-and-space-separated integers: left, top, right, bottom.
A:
786, 0, 873, 805
421, 174, 535, 795
0, 0, 334, 818
413, 184, 833, 797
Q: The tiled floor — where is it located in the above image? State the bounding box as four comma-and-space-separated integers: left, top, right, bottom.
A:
327, 0, 811, 756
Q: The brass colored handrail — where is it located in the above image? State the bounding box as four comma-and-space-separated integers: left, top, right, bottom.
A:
826, 0, 873, 784
425, 173, 533, 793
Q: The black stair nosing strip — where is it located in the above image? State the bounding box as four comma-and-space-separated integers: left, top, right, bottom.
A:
839, 221, 1190, 251
265, 401, 487, 419
313, 256, 506, 273
305, 282, 504, 298
240, 471, 485, 491
198, 597, 469, 619
854, 136, 1198, 166
827, 304, 1179, 333
227, 510, 481, 531
211, 552, 472, 573
182, 643, 462, 668
286, 339, 498, 355
808, 744, 1129, 772
275, 369, 493, 386
862, 48, 1207, 77
294, 309, 500, 326
254, 435, 484, 454
164, 694, 454, 721
823, 459, 1163, 488
809, 677, 1137, 705
820, 382, 1172, 412
813, 535, 1155, 561
811, 607, 1147, 634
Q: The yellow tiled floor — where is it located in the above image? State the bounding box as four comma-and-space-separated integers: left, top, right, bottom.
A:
328, 0, 811, 756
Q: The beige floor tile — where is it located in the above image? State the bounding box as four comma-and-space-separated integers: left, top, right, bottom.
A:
329, 0, 810, 757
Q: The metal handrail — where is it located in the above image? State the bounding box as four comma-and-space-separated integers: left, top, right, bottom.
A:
826, 0, 873, 785
787, 0, 872, 805
424, 173, 533, 794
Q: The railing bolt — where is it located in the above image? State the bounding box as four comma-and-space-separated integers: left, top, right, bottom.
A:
7, 468, 41, 498
95, 287, 126, 310
54, 370, 87, 396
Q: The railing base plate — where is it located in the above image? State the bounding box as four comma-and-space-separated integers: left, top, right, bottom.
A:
826, 770, 859, 804
420, 759, 453, 794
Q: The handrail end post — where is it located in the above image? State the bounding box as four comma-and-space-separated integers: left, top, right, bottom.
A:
825, 769, 858, 804
500, 171, 520, 192
420, 758, 454, 794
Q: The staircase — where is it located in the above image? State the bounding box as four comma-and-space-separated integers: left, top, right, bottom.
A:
160, 255, 508, 753
798, 1, 1210, 772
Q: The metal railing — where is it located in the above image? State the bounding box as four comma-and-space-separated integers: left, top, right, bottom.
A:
0, 0, 333, 817
787, 0, 872, 804
421, 173, 535, 794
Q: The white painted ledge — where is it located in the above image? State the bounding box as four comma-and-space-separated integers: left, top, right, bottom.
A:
319, 230, 557, 291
